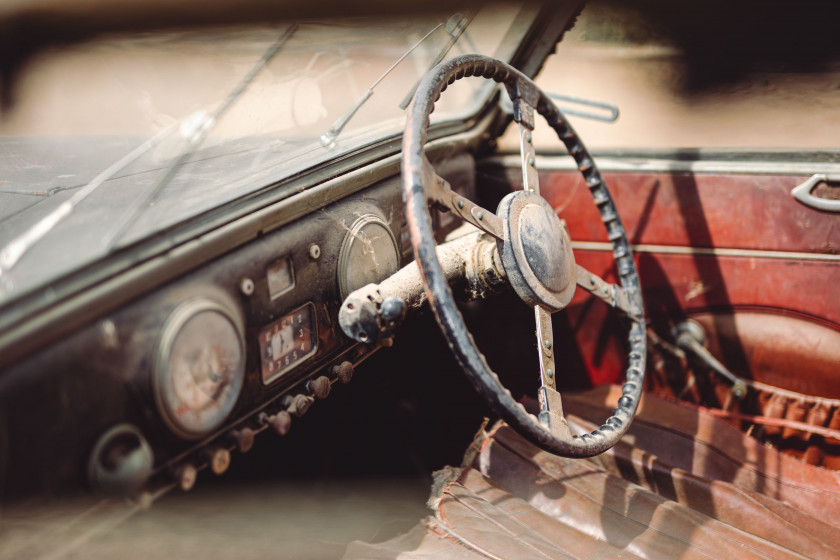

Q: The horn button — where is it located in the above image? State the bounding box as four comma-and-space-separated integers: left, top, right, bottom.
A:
497, 190, 576, 312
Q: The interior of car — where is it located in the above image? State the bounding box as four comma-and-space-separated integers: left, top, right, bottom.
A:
1, 1, 838, 558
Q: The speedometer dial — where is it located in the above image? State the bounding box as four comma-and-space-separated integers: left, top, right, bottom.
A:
154, 299, 245, 440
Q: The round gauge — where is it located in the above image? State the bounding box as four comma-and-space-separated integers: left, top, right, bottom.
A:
337, 214, 400, 299
153, 299, 245, 440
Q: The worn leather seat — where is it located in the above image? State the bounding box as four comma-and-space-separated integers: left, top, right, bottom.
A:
344, 385, 840, 559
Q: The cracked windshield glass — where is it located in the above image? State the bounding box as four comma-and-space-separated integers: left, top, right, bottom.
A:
0, 4, 530, 302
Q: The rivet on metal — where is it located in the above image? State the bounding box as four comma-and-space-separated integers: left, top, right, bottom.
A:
589, 276, 596, 286
457, 199, 464, 209
528, 157, 535, 167
547, 369, 554, 378
309, 244, 321, 260
544, 340, 552, 349
526, 133, 532, 142
477, 211, 484, 220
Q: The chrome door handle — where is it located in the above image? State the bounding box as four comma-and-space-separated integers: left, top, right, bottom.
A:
791, 174, 840, 212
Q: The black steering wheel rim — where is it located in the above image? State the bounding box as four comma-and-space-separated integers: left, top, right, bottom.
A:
402, 54, 646, 457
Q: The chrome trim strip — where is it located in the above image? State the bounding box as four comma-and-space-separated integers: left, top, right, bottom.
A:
572, 241, 840, 262
490, 154, 840, 176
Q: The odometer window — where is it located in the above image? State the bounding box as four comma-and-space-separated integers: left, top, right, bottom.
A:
259, 303, 318, 384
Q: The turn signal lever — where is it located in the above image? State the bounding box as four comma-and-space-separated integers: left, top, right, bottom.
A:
338, 229, 505, 345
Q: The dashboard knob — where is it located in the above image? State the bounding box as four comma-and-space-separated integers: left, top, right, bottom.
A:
206, 447, 231, 475
266, 411, 292, 436
332, 361, 354, 384
231, 427, 255, 453
307, 375, 331, 399
174, 463, 197, 492
290, 394, 314, 417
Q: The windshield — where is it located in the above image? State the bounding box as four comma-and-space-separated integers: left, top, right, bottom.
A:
0, 4, 533, 303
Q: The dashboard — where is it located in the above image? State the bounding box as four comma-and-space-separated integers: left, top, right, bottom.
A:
0, 152, 476, 499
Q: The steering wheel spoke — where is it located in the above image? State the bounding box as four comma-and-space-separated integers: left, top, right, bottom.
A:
574, 264, 643, 320
535, 306, 574, 438
534, 305, 556, 389
538, 385, 573, 440
516, 108, 540, 194
421, 155, 504, 240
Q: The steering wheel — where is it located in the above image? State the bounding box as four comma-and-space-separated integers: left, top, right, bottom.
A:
403, 54, 646, 457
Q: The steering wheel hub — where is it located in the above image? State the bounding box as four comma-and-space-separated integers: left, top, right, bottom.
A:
498, 190, 576, 312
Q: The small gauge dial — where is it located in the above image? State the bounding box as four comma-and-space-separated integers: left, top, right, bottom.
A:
266, 256, 294, 300
154, 300, 245, 440
259, 303, 317, 383
337, 215, 400, 299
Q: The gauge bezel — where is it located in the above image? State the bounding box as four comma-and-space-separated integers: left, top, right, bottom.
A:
337, 214, 399, 300
153, 298, 246, 440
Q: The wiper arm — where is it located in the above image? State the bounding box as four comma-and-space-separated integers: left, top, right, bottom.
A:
0, 123, 178, 286
105, 24, 298, 250
398, 13, 473, 110
319, 22, 444, 148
